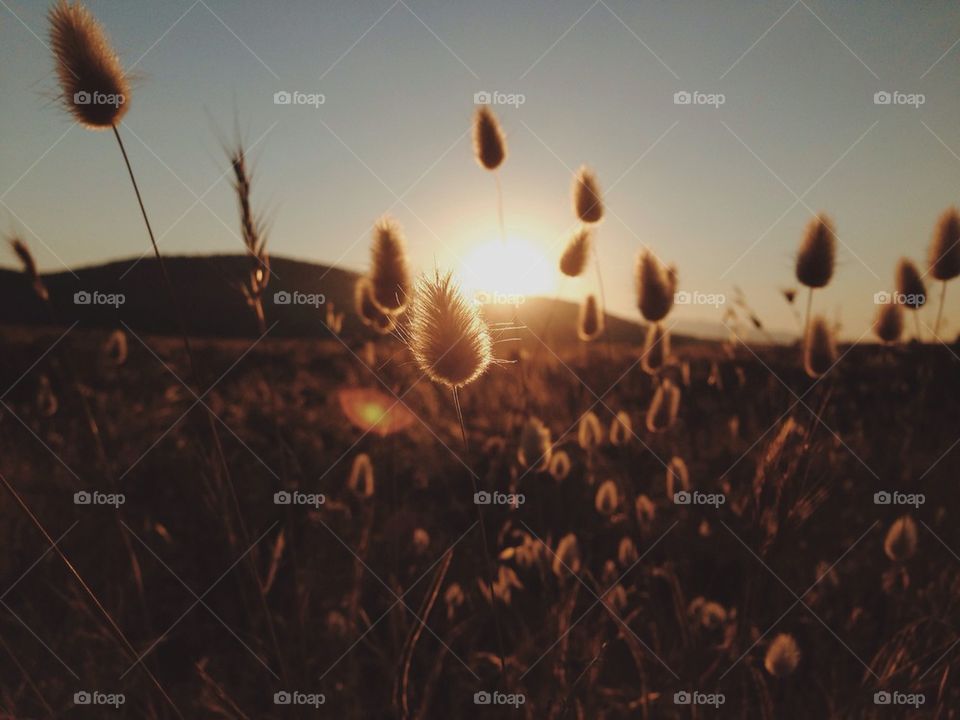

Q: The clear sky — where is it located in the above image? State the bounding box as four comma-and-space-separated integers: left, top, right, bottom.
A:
2, 0, 960, 339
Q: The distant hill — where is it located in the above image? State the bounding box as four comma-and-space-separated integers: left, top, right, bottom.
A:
0, 254, 733, 345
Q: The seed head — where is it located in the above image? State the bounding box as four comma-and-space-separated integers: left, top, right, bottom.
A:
49, 0, 130, 128
518, 417, 552, 471
578, 294, 604, 341
635, 495, 655, 525
553, 533, 581, 577
929, 207, 960, 281
578, 411, 604, 450
348, 453, 375, 498
646, 380, 680, 433
472, 106, 506, 171
572, 166, 603, 224
9, 236, 49, 301
795, 214, 836, 288
370, 217, 411, 313
617, 537, 638, 567
354, 277, 395, 334
873, 301, 903, 344
665, 456, 689, 497
609, 411, 632, 446
559, 227, 591, 277
895, 258, 926, 309
764, 633, 800, 677
548, 450, 571, 481
641, 322, 671, 375
595, 480, 619, 515
884, 515, 918, 562
635, 250, 677, 322
803, 316, 837, 379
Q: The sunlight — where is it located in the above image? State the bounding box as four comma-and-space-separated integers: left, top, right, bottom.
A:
458, 235, 556, 305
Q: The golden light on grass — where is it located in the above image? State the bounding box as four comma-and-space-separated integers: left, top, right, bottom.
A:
635, 250, 677, 323
49, 0, 129, 129
578, 411, 604, 450
548, 449, 571, 481
553, 533, 581, 577
577, 294, 603, 341
803, 316, 837, 379
518, 417, 552, 471
354, 277, 396, 334
764, 633, 801, 677
370, 217, 411, 314
573, 166, 603, 224
337, 387, 415, 437
617, 537, 638, 567
641, 322, 671, 375
609, 411, 632, 446
646, 380, 680, 432
559, 227, 591, 278
884, 515, 918, 562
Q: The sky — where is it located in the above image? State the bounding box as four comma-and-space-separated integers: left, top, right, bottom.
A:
2, 0, 960, 339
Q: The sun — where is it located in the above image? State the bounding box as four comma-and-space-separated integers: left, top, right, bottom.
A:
458, 235, 556, 304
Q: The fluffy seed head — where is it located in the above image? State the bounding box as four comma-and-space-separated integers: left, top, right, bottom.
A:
49, 0, 129, 128
795, 215, 836, 288
578, 411, 604, 450
553, 533, 581, 577
665, 456, 689, 497
518, 417, 552, 471
884, 515, 918, 562
929, 208, 960, 281
101, 328, 128, 366
559, 228, 591, 277
895, 258, 926, 309
578, 294, 604, 341
641, 322, 671, 375
348, 453, 375, 498
617, 537, 638, 567
635, 495, 655, 525
408, 270, 492, 389
548, 450, 571, 481
646, 380, 681, 433
573, 166, 603, 224
873, 301, 903, 344
765, 633, 800, 677
472, 107, 507, 171
369, 217, 411, 313
635, 251, 677, 322
354, 277, 395, 334
609, 411, 632, 446
803, 316, 837, 379
9, 236, 49, 301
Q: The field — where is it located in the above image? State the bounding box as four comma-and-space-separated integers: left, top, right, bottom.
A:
0, 324, 958, 718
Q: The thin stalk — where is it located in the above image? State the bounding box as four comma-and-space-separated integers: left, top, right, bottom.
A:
934, 280, 948, 338
452, 388, 508, 687
0, 472, 183, 719
802, 287, 814, 349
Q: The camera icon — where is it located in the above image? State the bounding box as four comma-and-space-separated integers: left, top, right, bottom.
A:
474, 491, 491, 505
673, 91, 692, 105
674, 290, 691, 305
273, 91, 292, 105
74, 290, 92, 305
274, 491, 291, 505
874, 690, 891, 705
874, 91, 891, 105
474, 691, 491, 705
273, 291, 291, 305
274, 690, 292, 704
873, 291, 891, 304
74, 491, 92, 505
474, 91, 492, 105
874, 491, 891, 505
74, 691, 92, 705
674, 691, 691, 705
674, 491, 691, 505
73, 91, 91, 105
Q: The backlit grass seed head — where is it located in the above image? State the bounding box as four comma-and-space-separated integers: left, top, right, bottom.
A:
595, 480, 619, 515
472, 106, 506, 171
617, 537, 638, 567
635, 494, 655, 525
370, 217, 411, 313
553, 533, 581, 577
764, 633, 800, 677
641, 322, 671, 375
884, 515, 918, 562
49, 0, 129, 128
408, 270, 492, 389
9, 236, 49, 301
559, 228, 591, 277
665, 456, 689, 497
929, 207, 960, 281
795, 214, 836, 288
548, 449, 571, 481
803, 316, 837, 379
578, 411, 604, 450
348, 453, 374, 498
646, 380, 680, 433
518, 417, 552, 471
609, 411, 632, 446
102, 328, 128, 366
573, 166, 603, 224
355, 277, 395, 334
578, 294, 603, 341
895, 258, 926, 309
874, 301, 903, 344
635, 251, 677, 322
